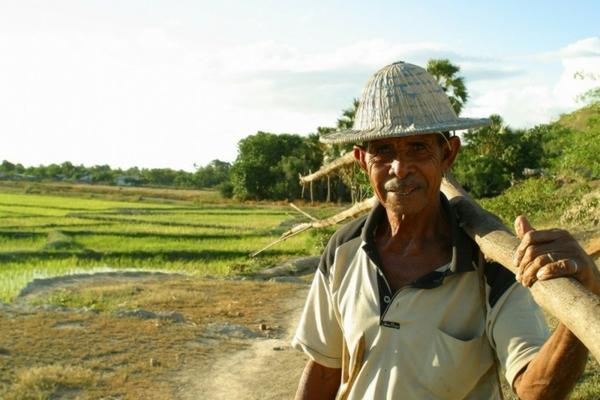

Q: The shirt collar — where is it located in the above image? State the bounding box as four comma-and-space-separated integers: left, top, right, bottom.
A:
360, 193, 475, 278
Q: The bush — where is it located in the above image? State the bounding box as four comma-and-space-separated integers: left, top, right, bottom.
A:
217, 181, 234, 198
479, 177, 593, 228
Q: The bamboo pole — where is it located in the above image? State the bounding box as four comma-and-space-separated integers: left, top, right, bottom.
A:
250, 197, 377, 258
299, 152, 354, 185
441, 174, 600, 362
310, 179, 314, 205
289, 203, 318, 221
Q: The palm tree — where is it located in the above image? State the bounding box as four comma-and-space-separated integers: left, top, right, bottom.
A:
336, 98, 360, 129
426, 59, 468, 115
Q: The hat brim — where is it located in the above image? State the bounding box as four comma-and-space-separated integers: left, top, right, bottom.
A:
320, 117, 491, 144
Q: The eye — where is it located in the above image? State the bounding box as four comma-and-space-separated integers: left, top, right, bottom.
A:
409, 142, 429, 153
369, 144, 394, 157
411, 143, 426, 150
377, 146, 394, 155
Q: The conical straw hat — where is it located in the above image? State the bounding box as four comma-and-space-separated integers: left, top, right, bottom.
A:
320, 61, 491, 144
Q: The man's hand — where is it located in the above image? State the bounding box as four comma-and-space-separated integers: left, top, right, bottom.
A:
512, 215, 597, 399
513, 215, 600, 296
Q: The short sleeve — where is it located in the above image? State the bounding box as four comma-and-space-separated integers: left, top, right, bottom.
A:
487, 283, 550, 387
291, 268, 344, 368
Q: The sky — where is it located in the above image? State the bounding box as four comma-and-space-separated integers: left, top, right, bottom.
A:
1, 1, 599, 171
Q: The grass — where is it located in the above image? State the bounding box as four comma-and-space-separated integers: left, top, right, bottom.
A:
479, 177, 598, 231
0, 276, 307, 399
6, 364, 98, 400
0, 183, 343, 302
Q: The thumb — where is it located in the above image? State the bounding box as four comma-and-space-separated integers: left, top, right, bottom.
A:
514, 215, 535, 239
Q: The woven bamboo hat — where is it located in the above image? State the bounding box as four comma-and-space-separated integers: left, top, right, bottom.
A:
320, 61, 491, 144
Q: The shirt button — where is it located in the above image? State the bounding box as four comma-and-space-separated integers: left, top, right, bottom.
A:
384, 296, 391, 304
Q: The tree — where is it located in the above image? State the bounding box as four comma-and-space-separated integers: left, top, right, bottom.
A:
0, 160, 16, 174
426, 59, 468, 115
336, 98, 360, 129
452, 115, 544, 197
194, 159, 231, 188
230, 132, 323, 200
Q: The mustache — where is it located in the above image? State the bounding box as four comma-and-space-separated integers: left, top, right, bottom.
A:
384, 178, 420, 191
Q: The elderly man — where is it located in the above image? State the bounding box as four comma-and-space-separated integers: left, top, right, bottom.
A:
292, 61, 599, 400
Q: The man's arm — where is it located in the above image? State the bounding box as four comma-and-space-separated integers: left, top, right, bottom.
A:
511, 215, 600, 399
513, 323, 588, 399
294, 360, 341, 400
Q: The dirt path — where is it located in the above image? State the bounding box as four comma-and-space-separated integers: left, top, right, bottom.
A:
174, 289, 309, 400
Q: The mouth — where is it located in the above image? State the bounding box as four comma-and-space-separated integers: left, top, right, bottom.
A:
387, 186, 418, 196
384, 178, 422, 196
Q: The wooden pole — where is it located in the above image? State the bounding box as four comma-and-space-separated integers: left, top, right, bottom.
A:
309, 169, 314, 205
299, 152, 354, 185
441, 174, 600, 362
289, 203, 318, 221
300, 173, 305, 199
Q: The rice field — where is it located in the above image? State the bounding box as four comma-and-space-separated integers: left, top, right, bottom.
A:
0, 184, 337, 302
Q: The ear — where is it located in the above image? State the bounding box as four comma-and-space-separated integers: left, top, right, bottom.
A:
353, 145, 368, 171
442, 136, 461, 172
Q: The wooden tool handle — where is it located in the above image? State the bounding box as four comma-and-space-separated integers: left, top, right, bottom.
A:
441, 174, 600, 362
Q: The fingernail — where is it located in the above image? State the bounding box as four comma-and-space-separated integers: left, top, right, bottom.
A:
536, 268, 548, 280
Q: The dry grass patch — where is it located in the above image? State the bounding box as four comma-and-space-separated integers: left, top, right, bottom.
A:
0, 275, 308, 399
6, 364, 98, 400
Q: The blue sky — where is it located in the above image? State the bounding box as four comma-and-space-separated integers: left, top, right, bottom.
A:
1, 1, 599, 171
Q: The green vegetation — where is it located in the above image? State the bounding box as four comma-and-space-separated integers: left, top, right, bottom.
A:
454, 103, 599, 199
426, 58, 468, 115
0, 159, 232, 191
0, 185, 341, 302
230, 131, 323, 200
472, 103, 599, 229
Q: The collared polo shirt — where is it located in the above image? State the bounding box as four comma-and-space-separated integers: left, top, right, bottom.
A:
292, 196, 549, 400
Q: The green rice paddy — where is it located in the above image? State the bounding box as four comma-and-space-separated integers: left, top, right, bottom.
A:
0, 186, 337, 302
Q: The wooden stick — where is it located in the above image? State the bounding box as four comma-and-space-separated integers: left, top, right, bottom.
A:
289, 203, 318, 221
299, 152, 354, 185
250, 197, 377, 258
441, 174, 600, 362
250, 225, 312, 257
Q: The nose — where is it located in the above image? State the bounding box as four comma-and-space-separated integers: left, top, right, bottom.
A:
389, 159, 410, 178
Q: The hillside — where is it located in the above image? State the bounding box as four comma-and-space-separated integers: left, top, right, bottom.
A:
480, 103, 600, 231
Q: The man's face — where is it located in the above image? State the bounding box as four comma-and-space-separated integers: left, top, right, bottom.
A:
355, 134, 459, 217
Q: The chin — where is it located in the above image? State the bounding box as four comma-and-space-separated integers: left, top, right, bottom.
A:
384, 196, 427, 217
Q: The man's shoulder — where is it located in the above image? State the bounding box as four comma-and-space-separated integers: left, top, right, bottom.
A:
317, 214, 368, 275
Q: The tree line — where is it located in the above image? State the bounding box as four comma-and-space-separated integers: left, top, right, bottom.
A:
0, 159, 232, 193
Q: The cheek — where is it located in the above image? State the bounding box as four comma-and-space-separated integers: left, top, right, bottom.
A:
366, 160, 380, 180
366, 161, 388, 183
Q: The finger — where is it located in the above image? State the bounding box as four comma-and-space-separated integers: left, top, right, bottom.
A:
536, 259, 579, 281
514, 215, 534, 240
518, 253, 554, 287
514, 215, 535, 278
514, 229, 571, 273
517, 244, 564, 276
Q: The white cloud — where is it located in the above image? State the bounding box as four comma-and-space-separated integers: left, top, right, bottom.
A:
462, 37, 599, 127
553, 38, 600, 108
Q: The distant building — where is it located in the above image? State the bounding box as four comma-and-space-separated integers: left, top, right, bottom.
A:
114, 175, 141, 186
78, 174, 93, 183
